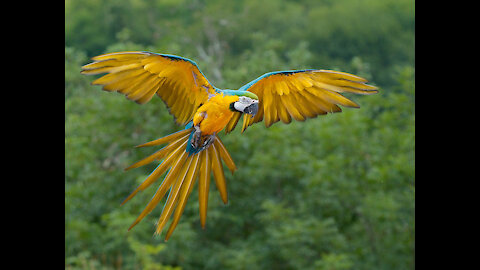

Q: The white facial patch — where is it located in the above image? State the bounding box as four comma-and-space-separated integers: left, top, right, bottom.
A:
234, 96, 257, 112
234, 101, 249, 112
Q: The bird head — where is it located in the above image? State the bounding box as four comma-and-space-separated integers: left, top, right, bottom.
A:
225, 90, 259, 116
234, 96, 259, 115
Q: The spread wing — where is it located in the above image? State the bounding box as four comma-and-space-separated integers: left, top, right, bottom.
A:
81, 51, 216, 125
224, 69, 378, 133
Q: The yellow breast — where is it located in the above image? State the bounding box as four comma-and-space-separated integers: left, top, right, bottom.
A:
196, 94, 239, 135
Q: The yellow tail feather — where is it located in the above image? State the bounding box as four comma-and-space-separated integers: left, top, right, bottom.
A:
123, 129, 237, 240
198, 149, 211, 229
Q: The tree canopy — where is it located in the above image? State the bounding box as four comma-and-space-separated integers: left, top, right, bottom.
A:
65, 0, 414, 269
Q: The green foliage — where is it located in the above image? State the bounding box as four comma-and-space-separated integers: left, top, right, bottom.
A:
66, 0, 414, 269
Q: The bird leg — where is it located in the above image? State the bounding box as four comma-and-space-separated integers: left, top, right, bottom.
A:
199, 133, 216, 151
191, 125, 202, 150
191, 126, 216, 152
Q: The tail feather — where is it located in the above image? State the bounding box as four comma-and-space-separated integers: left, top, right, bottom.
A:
124, 133, 190, 171
123, 127, 237, 240
121, 138, 188, 206
198, 149, 211, 229
135, 128, 191, 148
210, 144, 228, 204
213, 137, 237, 174
154, 155, 194, 235
164, 153, 201, 240
127, 149, 188, 230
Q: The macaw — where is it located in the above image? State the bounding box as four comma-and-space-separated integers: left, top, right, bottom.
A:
81, 51, 378, 240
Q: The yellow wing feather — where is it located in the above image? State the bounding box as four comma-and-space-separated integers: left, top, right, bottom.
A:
236, 69, 377, 132
81, 51, 216, 125
224, 112, 242, 134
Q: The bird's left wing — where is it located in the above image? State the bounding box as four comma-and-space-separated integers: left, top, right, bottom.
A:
81, 51, 216, 125
224, 69, 378, 133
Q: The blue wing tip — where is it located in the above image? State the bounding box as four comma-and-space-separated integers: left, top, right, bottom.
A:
239, 69, 316, 91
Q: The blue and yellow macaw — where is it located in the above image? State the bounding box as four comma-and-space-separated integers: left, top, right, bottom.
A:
81, 51, 378, 240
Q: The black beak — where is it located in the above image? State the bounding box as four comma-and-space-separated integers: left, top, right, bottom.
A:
244, 102, 258, 115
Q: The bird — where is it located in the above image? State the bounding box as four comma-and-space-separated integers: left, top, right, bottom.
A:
81, 51, 378, 241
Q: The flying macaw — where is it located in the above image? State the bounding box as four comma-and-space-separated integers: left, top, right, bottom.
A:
81, 51, 378, 240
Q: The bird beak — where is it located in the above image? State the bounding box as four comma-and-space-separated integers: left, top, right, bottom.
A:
244, 101, 258, 115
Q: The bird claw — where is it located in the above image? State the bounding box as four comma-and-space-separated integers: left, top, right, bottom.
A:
191, 127, 215, 152
200, 134, 216, 150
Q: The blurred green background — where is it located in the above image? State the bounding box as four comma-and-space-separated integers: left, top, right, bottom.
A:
65, 0, 415, 269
